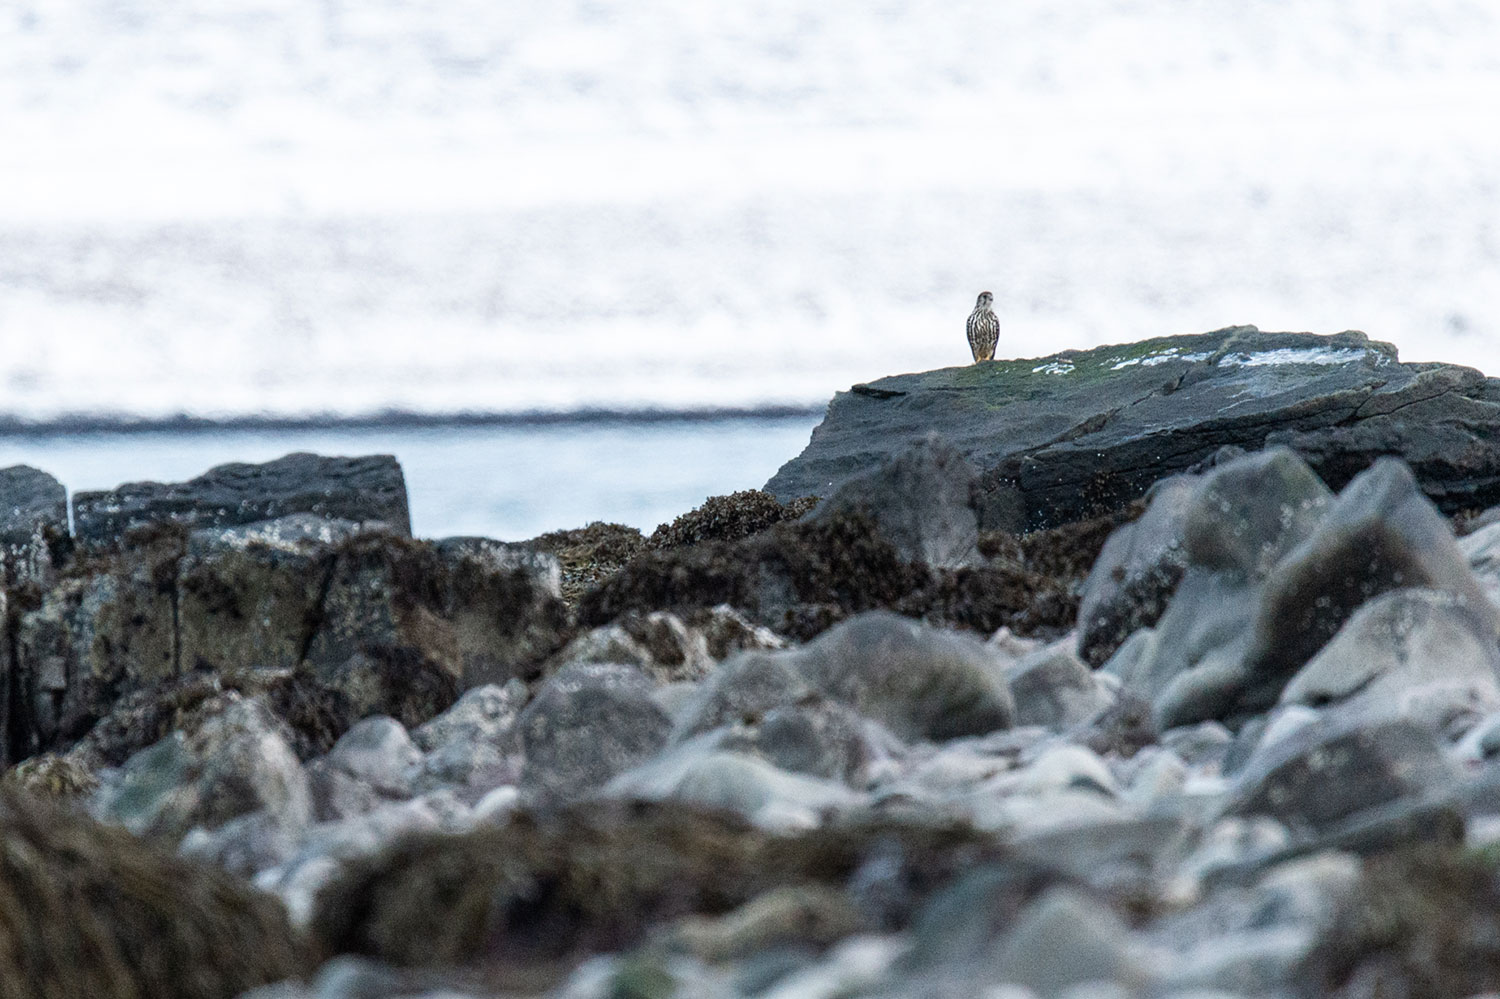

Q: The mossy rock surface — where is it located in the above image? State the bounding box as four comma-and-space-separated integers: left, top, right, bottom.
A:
765, 327, 1500, 531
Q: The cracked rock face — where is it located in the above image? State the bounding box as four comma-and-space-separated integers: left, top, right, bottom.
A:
765, 326, 1500, 529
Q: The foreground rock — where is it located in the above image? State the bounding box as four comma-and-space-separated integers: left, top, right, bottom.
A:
71, 451, 412, 551
767, 327, 1500, 529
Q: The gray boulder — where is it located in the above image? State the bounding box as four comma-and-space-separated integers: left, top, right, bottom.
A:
72, 451, 411, 551
1280, 587, 1500, 716
808, 433, 982, 568
1007, 641, 1113, 729
1220, 715, 1458, 837
792, 611, 1015, 742
766, 327, 1500, 530
91, 694, 311, 843
991, 887, 1144, 997
674, 649, 817, 742
517, 663, 672, 800
677, 613, 1013, 751
708, 697, 876, 784
1148, 456, 1494, 728
1077, 473, 1198, 667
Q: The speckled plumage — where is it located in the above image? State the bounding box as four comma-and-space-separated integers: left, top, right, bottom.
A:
966, 291, 999, 362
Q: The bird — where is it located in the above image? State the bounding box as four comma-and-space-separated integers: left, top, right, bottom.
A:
966, 291, 999, 362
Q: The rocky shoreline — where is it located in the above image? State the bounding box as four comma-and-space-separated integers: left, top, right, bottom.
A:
6, 327, 1500, 998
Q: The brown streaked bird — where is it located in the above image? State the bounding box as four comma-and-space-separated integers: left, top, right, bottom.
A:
966, 291, 999, 362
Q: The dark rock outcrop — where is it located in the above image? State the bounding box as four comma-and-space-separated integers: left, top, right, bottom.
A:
0, 464, 70, 587
766, 327, 1500, 530
72, 452, 411, 551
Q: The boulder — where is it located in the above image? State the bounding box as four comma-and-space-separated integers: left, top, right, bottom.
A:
1220, 715, 1458, 837
91, 694, 312, 844
808, 434, 983, 568
1007, 641, 1113, 729
517, 663, 672, 801
177, 514, 367, 675
303, 532, 567, 691
701, 697, 877, 784
1280, 587, 1500, 716
71, 451, 411, 551
1119, 454, 1495, 729
681, 612, 1014, 744
0, 463, 69, 587
14, 535, 183, 749
766, 327, 1500, 530
1076, 473, 1197, 667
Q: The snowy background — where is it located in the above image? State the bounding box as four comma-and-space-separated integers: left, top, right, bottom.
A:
3, 0, 1499, 422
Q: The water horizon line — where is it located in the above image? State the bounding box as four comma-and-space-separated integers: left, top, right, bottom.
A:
0, 404, 828, 438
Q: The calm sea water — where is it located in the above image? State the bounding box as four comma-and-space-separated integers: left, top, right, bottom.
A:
0, 416, 821, 542
4, 0, 1499, 423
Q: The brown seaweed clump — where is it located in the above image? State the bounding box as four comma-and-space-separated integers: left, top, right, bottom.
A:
0, 788, 310, 999
311, 799, 1029, 976
647, 490, 818, 551
580, 509, 1087, 643
1300, 844, 1500, 999
530, 522, 648, 604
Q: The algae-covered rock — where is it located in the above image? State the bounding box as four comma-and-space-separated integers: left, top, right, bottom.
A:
768, 327, 1500, 529
0, 787, 309, 999
305, 532, 567, 690
176, 514, 362, 675
14, 531, 184, 747
529, 521, 647, 603
310, 800, 1010, 969
648, 489, 817, 550
579, 509, 1068, 643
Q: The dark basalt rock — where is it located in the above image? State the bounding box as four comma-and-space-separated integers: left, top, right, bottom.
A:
766, 327, 1500, 530
71, 451, 411, 552
0, 464, 70, 587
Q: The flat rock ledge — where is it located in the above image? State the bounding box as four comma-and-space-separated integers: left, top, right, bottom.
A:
766, 326, 1500, 530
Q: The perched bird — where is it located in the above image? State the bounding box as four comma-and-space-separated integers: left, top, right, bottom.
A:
966, 291, 999, 362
